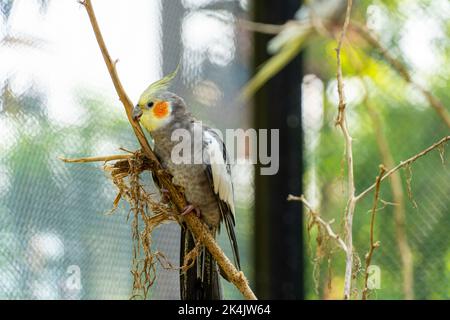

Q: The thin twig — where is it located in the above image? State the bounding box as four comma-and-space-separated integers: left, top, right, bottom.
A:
335, 0, 353, 126
79, 0, 256, 300
355, 136, 450, 202
288, 195, 348, 253
335, 0, 354, 300
362, 165, 385, 300
238, 19, 285, 34
351, 21, 450, 128
364, 93, 414, 299
59, 154, 132, 163
79, 0, 153, 157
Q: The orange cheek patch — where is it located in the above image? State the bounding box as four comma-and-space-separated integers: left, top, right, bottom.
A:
153, 101, 169, 119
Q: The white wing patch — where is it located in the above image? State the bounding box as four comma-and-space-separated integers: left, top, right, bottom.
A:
203, 131, 235, 216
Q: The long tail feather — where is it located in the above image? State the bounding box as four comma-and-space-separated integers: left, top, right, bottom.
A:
180, 223, 222, 300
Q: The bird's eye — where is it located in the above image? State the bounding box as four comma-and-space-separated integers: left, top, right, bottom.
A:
147, 102, 154, 108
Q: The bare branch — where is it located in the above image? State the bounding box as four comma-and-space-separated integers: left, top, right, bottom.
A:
79, 0, 256, 300
335, 0, 353, 126
288, 195, 348, 254
362, 165, 385, 300
334, 0, 354, 300
59, 154, 132, 163
355, 136, 450, 202
80, 0, 154, 158
364, 95, 414, 300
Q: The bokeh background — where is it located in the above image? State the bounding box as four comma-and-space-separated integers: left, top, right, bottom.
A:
0, 0, 251, 299
0, 0, 449, 299
299, 0, 450, 299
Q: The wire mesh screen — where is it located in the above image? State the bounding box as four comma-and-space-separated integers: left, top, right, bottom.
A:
301, 0, 450, 299
0, 0, 251, 300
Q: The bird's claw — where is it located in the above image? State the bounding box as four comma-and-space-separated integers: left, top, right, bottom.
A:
181, 204, 201, 218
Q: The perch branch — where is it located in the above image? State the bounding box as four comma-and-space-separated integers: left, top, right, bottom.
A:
362, 165, 385, 300
59, 154, 132, 163
351, 21, 450, 128
335, 0, 354, 300
288, 195, 348, 254
355, 135, 450, 202
79, 0, 256, 300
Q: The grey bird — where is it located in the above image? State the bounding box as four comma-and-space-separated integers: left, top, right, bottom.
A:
132, 70, 240, 300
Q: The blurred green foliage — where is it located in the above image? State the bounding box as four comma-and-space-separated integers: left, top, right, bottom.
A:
298, 0, 450, 299
0, 84, 139, 298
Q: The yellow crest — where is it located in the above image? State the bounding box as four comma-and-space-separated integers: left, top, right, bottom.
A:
138, 65, 179, 106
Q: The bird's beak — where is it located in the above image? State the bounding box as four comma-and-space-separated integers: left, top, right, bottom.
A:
133, 105, 143, 121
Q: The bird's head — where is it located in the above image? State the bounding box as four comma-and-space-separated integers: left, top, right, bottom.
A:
133, 66, 185, 132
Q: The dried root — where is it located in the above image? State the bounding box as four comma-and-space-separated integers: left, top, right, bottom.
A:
105, 151, 177, 299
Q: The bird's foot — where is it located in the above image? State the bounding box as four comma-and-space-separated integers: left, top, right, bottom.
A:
181, 204, 201, 218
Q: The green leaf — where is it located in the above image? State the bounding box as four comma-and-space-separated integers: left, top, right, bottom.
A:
239, 30, 311, 101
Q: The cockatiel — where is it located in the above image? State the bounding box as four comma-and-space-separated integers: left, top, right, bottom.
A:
132, 69, 240, 300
